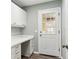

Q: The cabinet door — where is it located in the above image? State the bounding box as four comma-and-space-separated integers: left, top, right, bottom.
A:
11, 2, 16, 25
11, 46, 16, 59
11, 2, 22, 26
11, 2, 27, 26
18, 7, 27, 26
20, 10, 27, 26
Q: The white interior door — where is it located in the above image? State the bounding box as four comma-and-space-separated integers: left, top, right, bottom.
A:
38, 7, 61, 57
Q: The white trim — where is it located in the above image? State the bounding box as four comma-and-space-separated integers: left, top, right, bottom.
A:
38, 7, 61, 57
59, 56, 63, 59
33, 51, 40, 54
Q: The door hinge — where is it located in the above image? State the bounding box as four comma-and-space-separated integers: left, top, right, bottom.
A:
58, 30, 60, 34
58, 13, 60, 16
58, 48, 60, 52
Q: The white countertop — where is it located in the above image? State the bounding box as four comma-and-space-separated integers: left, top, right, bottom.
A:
11, 35, 34, 47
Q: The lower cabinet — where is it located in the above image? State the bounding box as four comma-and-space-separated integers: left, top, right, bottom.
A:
11, 44, 21, 59
21, 39, 34, 57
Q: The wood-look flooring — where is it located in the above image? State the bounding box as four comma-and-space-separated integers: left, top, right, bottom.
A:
22, 54, 60, 59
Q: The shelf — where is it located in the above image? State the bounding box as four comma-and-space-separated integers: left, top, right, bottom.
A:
11, 25, 25, 28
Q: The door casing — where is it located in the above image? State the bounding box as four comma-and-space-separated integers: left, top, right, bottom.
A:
38, 7, 61, 57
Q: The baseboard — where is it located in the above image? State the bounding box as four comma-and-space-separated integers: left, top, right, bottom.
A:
58, 56, 63, 59
33, 51, 40, 54
33, 51, 63, 59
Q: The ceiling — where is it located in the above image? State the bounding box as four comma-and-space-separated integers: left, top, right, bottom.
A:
12, 0, 55, 7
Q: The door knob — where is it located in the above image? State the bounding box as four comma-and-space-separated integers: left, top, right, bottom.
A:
62, 45, 68, 49
40, 31, 42, 33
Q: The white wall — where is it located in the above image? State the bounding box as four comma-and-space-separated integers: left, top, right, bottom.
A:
11, 27, 23, 35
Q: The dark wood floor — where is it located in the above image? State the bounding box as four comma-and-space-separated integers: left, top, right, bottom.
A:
22, 54, 60, 59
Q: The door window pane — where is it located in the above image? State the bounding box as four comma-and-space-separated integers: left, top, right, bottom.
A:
42, 13, 56, 34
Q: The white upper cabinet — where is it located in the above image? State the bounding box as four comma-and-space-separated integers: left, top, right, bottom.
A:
11, 2, 27, 27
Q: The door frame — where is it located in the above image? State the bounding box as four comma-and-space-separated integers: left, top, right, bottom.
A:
38, 7, 61, 57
